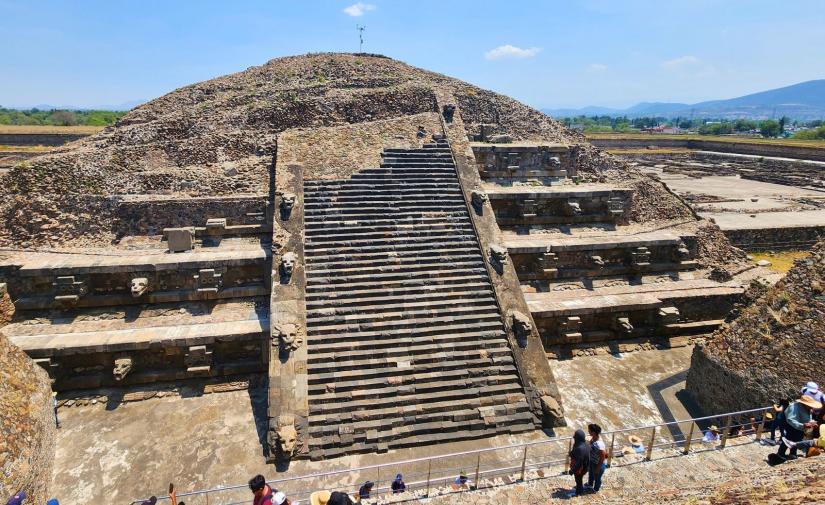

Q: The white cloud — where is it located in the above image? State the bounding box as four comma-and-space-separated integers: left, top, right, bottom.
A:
343, 2, 375, 17
587, 63, 608, 73
661, 55, 701, 70
484, 45, 541, 61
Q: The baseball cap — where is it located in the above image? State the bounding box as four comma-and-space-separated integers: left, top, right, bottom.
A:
274, 491, 287, 505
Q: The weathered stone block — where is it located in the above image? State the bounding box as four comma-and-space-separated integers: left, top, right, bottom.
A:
167, 227, 195, 252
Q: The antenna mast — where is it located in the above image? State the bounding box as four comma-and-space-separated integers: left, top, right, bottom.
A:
357, 24, 366, 53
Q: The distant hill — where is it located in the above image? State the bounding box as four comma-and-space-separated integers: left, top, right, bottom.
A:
544, 80, 825, 120
5, 99, 145, 111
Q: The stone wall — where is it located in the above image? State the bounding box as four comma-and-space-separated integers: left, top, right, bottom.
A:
0, 290, 56, 503
279, 112, 442, 180
686, 241, 825, 413
591, 137, 825, 162
722, 225, 825, 251
0, 133, 90, 147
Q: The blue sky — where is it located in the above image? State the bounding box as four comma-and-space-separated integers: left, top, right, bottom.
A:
2, 0, 824, 110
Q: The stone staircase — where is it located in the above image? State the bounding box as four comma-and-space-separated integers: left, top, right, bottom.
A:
302, 141, 535, 459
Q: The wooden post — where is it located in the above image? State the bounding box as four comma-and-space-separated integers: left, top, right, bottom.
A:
564, 439, 573, 473
425, 459, 431, 497
376, 465, 380, 492
755, 412, 767, 441
520, 446, 528, 481
607, 432, 616, 467
645, 427, 656, 461
720, 415, 733, 448
474, 453, 481, 490
683, 422, 695, 455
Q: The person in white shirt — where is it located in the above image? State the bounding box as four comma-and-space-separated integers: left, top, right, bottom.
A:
586, 423, 608, 492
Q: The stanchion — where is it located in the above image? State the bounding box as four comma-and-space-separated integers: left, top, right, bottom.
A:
645, 427, 656, 461
683, 422, 695, 454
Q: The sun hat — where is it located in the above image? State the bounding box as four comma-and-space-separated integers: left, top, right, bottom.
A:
274, 491, 287, 505
709, 425, 720, 433
310, 490, 331, 505
806, 381, 819, 393
628, 435, 643, 445
799, 395, 823, 410
765, 412, 774, 420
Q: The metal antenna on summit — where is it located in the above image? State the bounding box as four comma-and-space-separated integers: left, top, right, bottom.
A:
357, 24, 366, 53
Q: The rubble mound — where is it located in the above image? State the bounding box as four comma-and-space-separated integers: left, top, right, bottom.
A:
3, 52, 706, 249
687, 240, 825, 413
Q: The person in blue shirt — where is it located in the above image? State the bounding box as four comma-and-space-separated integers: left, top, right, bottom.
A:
776, 395, 822, 459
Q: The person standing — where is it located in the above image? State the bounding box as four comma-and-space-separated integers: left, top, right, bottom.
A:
249, 475, 274, 505
776, 395, 822, 459
52, 391, 60, 429
567, 429, 590, 498
586, 424, 607, 493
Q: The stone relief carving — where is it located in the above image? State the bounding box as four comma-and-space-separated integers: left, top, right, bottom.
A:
471, 190, 488, 212
113, 356, 133, 381
274, 323, 303, 351
281, 252, 297, 279
280, 193, 296, 218
615, 317, 634, 335
441, 103, 456, 123
509, 310, 533, 348
490, 244, 509, 267
270, 414, 299, 459
130, 277, 150, 298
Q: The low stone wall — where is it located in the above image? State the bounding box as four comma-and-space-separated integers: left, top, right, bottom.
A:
722, 225, 825, 251
591, 137, 825, 162
115, 195, 269, 236
0, 298, 56, 503
686, 345, 775, 414
0, 133, 90, 146
279, 112, 442, 180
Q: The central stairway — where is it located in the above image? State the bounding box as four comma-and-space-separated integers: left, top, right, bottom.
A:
302, 140, 535, 459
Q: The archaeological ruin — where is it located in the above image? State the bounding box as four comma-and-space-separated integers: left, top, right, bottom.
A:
1, 53, 823, 501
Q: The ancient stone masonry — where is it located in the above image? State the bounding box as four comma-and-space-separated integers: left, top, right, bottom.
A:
435, 90, 565, 428
687, 240, 825, 414
266, 163, 310, 463
468, 145, 745, 355
300, 140, 536, 460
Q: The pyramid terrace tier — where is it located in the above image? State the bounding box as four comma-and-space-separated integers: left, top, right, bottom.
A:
471, 143, 574, 183
483, 185, 633, 226
524, 277, 745, 347
3, 245, 271, 310
505, 231, 698, 281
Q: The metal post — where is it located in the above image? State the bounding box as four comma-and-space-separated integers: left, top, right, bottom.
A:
755, 412, 767, 441
474, 453, 481, 490
683, 422, 695, 454
425, 459, 431, 497
520, 446, 528, 481
564, 439, 573, 473
607, 432, 616, 466
376, 465, 380, 491
645, 427, 655, 461
720, 415, 733, 448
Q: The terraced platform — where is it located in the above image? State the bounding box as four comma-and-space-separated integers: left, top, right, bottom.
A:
301, 141, 535, 458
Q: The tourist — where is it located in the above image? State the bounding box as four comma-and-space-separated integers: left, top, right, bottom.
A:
627, 435, 645, 454
776, 395, 822, 460
249, 475, 274, 505
768, 400, 790, 444
567, 429, 590, 498
454, 470, 469, 488
586, 423, 607, 493
273, 491, 290, 505
5, 491, 25, 505
357, 482, 373, 500
702, 425, 721, 442
801, 382, 825, 405
391, 474, 406, 494
310, 490, 354, 505
140, 497, 157, 505
782, 421, 825, 455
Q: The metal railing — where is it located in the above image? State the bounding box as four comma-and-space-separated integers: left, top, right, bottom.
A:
128, 405, 773, 505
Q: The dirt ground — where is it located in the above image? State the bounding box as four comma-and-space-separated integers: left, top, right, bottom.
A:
50, 346, 707, 504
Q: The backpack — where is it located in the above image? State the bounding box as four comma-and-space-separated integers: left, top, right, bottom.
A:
589, 440, 604, 465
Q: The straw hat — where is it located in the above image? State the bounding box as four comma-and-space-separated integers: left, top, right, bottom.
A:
765, 412, 774, 420
620, 446, 633, 455
310, 491, 331, 505
708, 425, 720, 433
627, 435, 643, 445
799, 395, 823, 410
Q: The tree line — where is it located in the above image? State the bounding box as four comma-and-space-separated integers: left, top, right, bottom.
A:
0, 107, 127, 126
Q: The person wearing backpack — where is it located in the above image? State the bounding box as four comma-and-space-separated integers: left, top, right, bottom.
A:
586, 423, 608, 493
249, 475, 274, 505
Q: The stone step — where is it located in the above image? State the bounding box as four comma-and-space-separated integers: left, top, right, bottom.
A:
305, 246, 479, 268
304, 182, 460, 193
305, 282, 494, 305
304, 234, 478, 253
305, 222, 473, 239
307, 310, 503, 336
306, 301, 500, 327
308, 332, 508, 361
384, 147, 452, 154
310, 321, 504, 352
306, 290, 495, 314
380, 151, 453, 159
307, 260, 486, 283
347, 173, 458, 181
307, 344, 513, 374
305, 210, 469, 224
305, 215, 470, 231
378, 162, 455, 169
304, 186, 463, 199
304, 270, 489, 295
304, 203, 468, 217
305, 222, 473, 241
303, 235, 479, 256
309, 368, 518, 412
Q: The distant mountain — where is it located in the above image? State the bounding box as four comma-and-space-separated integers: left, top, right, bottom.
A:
6, 99, 145, 111
543, 80, 825, 120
